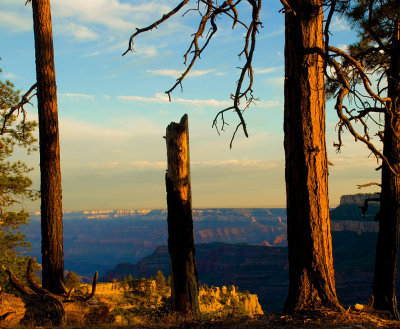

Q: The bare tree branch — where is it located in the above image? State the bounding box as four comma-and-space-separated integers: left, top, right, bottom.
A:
1, 83, 37, 138
309, 45, 397, 174
124, 0, 262, 147
357, 182, 381, 189
122, 0, 190, 56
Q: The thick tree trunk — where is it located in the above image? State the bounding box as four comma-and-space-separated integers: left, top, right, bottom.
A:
283, 0, 341, 312
165, 114, 199, 316
372, 22, 400, 318
31, 0, 64, 294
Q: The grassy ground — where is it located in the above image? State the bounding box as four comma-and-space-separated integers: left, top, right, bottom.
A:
57, 310, 399, 329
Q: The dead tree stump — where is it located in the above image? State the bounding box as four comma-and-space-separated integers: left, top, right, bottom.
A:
165, 114, 199, 316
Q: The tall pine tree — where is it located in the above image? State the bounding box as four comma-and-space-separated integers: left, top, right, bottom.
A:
328, 0, 400, 317
0, 71, 38, 292
31, 0, 65, 294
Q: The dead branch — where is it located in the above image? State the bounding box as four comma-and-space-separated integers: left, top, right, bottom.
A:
84, 271, 98, 301
357, 182, 381, 189
122, 0, 190, 56
1, 265, 34, 296
328, 46, 390, 105
309, 46, 397, 174
0, 83, 37, 138
279, 0, 296, 14
124, 0, 262, 147
360, 197, 381, 218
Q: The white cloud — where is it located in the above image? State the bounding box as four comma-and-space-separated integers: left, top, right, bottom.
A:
90, 160, 167, 169
336, 44, 350, 52
60, 93, 95, 100
87, 159, 277, 170
192, 159, 278, 168
264, 76, 284, 89
60, 119, 131, 140
83, 51, 100, 57
56, 22, 98, 41
118, 93, 231, 107
51, 0, 172, 33
119, 93, 280, 109
137, 45, 158, 57
0, 11, 31, 32
330, 16, 351, 32
257, 100, 281, 109
259, 27, 284, 39
254, 66, 283, 74
2, 72, 17, 79
147, 69, 214, 78
118, 93, 168, 103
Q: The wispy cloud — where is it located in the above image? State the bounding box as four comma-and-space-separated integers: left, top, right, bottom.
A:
60, 93, 95, 100
254, 66, 283, 74
56, 22, 98, 41
87, 159, 278, 170
263, 76, 284, 89
1, 72, 17, 79
118, 93, 231, 107
193, 159, 278, 168
82, 51, 100, 57
336, 44, 350, 52
137, 46, 158, 57
147, 69, 214, 78
257, 100, 281, 109
0, 11, 31, 32
330, 16, 351, 32
51, 0, 172, 33
259, 27, 284, 39
91, 160, 167, 169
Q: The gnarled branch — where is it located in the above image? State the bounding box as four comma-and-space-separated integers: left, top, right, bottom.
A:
124, 0, 262, 147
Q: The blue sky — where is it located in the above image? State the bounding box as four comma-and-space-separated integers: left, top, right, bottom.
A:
1, 0, 382, 211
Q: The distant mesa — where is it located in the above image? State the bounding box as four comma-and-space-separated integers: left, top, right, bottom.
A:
339, 193, 380, 206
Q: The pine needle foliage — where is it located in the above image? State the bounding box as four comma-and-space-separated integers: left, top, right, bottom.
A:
0, 69, 38, 292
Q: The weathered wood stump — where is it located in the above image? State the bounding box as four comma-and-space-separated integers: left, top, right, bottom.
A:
165, 114, 200, 316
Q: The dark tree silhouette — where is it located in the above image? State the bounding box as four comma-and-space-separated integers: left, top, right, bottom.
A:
165, 114, 199, 316
321, 0, 400, 318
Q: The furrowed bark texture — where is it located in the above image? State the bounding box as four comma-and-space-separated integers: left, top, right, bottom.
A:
32, 0, 64, 294
372, 21, 400, 318
165, 114, 200, 316
283, 0, 341, 312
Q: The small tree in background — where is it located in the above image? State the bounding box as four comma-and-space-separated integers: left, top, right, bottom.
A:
155, 270, 166, 292
64, 271, 81, 290
0, 70, 38, 292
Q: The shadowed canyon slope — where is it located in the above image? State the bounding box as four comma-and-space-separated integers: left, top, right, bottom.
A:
24, 208, 289, 276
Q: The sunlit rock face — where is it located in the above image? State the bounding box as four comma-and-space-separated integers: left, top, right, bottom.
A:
199, 285, 263, 316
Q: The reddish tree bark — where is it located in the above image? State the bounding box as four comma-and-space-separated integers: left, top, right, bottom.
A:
31, 0, 64, 294
283, 0, 341, 312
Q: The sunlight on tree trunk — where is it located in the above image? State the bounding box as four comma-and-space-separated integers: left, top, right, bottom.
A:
31, 0, 64, 294
283, 0, 341, 312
